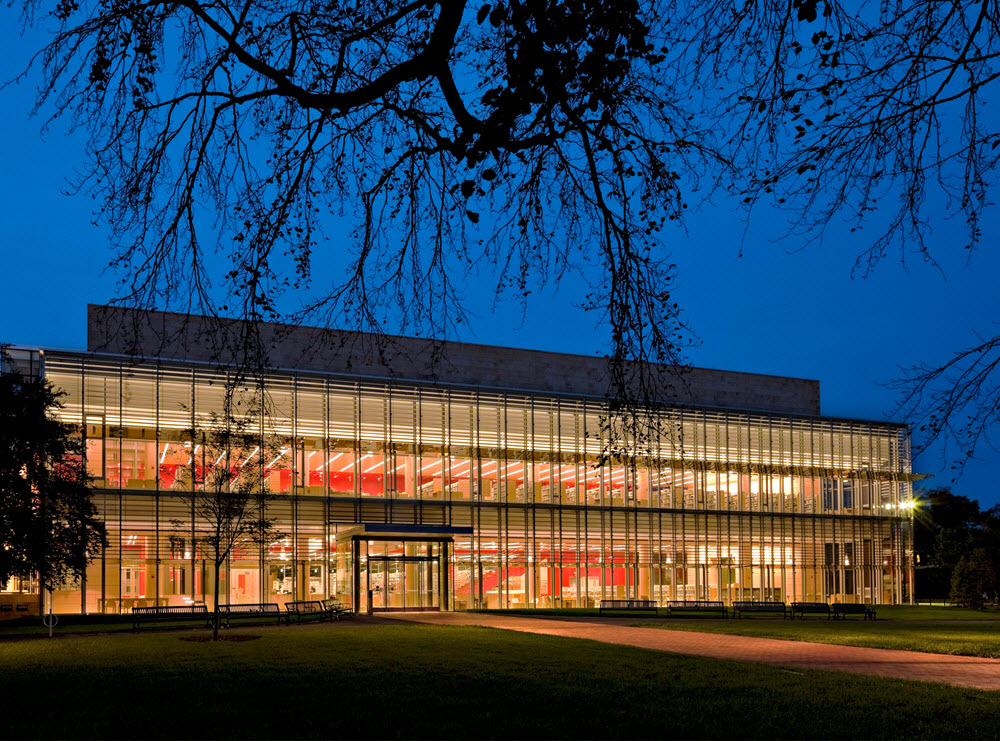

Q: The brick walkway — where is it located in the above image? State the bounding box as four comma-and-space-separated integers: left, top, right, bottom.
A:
386, 612, 1000, 691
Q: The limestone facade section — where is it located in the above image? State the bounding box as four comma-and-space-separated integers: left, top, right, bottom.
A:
87, 304, 820, 415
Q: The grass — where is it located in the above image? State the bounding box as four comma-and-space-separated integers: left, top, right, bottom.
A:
474, 604, 1000, 657
0, 612, 196, 637
474, 607, 625, 618
0, 611, 283, 637
3, 603, 989, 638
624, 604, 1000, 657
469, 605, 1000, 621
1, 622, 999, 739
633, 618, 1000, 657
474, 604, 1000, 621
0, 613, 137, 637
854, 604, 1000, 621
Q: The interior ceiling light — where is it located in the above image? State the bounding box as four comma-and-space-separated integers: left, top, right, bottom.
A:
319, 452, 345, 470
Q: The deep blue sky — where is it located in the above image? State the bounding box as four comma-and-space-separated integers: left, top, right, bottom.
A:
2, 19, 998, 510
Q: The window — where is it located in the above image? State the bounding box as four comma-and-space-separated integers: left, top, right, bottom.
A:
822, 479, 839, 511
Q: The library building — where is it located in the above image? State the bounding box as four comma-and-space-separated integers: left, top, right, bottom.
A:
2, 306, 917, 616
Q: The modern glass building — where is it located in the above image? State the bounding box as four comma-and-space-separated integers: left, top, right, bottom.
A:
2, 307, 917, 615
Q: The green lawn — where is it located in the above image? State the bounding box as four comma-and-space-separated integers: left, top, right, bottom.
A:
474, 604, 1000, 657
633, 618, 1000, 657
0, 611, 277, 637
1, 622, 999, 739
626, 605, 1000, 657
858, 604, 1000, 621
475, 604, 1000, 621
0, 613, 137, 637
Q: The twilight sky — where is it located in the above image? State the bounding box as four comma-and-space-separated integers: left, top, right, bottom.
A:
2, 18, 998, 509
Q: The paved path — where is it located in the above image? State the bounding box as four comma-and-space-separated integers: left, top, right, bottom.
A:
386, 612, 1000, 691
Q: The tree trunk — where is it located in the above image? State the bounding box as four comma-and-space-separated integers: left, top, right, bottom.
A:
213, 560, 222, 641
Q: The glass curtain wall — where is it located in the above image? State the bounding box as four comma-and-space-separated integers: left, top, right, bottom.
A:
36, 350, 915, 614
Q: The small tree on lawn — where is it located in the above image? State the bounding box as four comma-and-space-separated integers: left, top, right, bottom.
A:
175, 393, 284, 640
950, 549, 998, 610
0, 349, 106, 609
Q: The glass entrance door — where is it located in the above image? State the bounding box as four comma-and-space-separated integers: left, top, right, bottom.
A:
367, 556, 439, 610
369, 559, 387, 609
363, 539, 445, 611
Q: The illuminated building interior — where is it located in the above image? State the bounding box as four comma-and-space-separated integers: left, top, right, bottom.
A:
2, 311, 916, 614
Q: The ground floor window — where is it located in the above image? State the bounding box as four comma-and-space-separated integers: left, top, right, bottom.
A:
30, 499, 911, 614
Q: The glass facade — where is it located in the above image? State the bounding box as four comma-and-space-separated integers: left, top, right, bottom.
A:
20, 348, 915, 614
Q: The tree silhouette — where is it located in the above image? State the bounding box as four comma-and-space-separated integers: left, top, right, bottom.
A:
173, 390, 284, 640
0, 349, 106, 605
12, 1, 1000, 467
950, 548, 997, 609
712, 1, 1000, 473
913, 487, 987, 599
20, 0, 693, 389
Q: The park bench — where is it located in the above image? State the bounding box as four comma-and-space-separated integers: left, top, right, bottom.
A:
833, 603, 877, 620
283, 600, 333, 624
218, 603, 282, 627
789, 602, 831, 619
598, 599, 659, 615
132, 604, 210, 631
665, 600, 727, 618
320, 598, 352, 620
733, 601, 789, 619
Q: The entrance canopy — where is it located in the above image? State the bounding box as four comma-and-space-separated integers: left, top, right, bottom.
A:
339, 524, 473, 612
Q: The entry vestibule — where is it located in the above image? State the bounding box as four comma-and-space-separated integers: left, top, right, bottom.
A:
341, 524, 473, 613
366, 540, 443, 611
